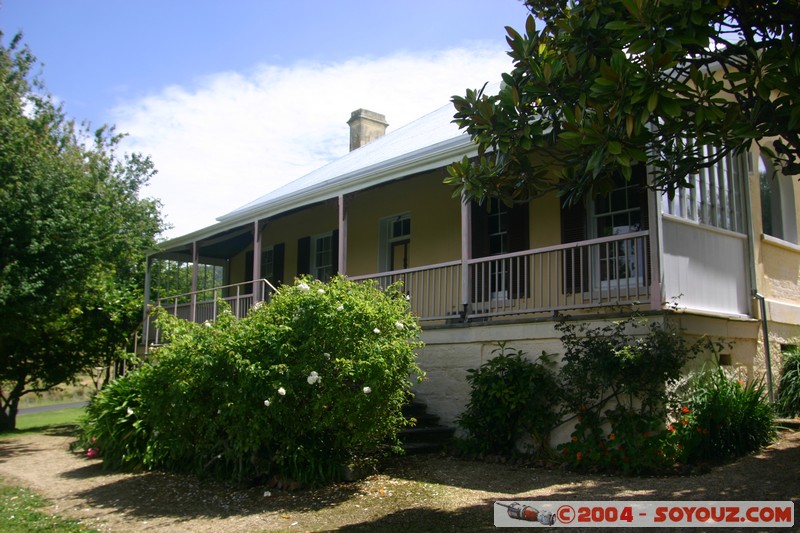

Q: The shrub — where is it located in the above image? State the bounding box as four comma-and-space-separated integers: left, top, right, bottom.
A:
456, 343, 560, 456
668, 365, 776, 464
775, 346, 800, 418
555, 315, 705, 474
76, 370, 153, 470
79, 276, 424, 486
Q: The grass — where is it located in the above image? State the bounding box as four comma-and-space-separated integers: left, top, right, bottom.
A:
2, 407, 84, 437
0, 480, 98, 532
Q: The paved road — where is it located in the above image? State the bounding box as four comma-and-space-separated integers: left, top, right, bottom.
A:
17, 401, 88, 415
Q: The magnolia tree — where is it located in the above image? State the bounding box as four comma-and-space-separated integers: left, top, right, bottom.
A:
78, 277, 424, 486
446, 0, 799, 206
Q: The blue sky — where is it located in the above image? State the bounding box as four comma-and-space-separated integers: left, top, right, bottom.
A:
3, 0, 530, 238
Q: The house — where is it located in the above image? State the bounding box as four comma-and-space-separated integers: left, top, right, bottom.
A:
143, 99, 800, 429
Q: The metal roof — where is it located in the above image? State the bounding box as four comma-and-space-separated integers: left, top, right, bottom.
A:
218, 101, 475, 222
156, 98, 479, 250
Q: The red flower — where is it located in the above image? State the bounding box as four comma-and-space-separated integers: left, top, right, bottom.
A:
681, 406, 690, 414
576, 451, 582, 461
667, 424, 675, 432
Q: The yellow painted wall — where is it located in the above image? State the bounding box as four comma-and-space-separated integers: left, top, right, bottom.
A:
747, 142, 800, 308
346, 174, 564, 276
346, 170, 462, 276
229, 250, 248, 285
228, 201, 338, 284
225, 172, 569, 284
761, 240, 800, 304
529, 193, 561, 248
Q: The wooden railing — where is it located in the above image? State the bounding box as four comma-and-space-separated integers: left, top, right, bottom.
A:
143, 279, 277, 349
352, 231, 651, 321
142, 233, 652, 350
349, 260, 464, 321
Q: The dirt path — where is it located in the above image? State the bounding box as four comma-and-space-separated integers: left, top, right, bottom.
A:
1, 427, 799, 532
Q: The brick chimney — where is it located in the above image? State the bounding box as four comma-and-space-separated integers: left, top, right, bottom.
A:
347, 109, 388, 151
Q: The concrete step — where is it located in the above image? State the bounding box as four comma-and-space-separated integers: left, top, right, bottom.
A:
399, 425, 455, 444
399, 399, 454, 454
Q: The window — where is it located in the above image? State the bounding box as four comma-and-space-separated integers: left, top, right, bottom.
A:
591, 178, 646, 288
661, 147, 747, 234
487, 199, 510, 299
760, 155, 798, 244
379, 214, 411, 272
246, 243, 284, 285
312, 233, 335, 281
488, 198, 509, 255
470, 199, 530, 302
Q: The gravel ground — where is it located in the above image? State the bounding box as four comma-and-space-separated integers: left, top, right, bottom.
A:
0, 427, 798, 532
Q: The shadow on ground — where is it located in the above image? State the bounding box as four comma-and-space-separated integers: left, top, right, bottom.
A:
48, 430, 800, 530
70, 467, 363, 523
338, 502, 497, 532
383, 432, 800, 502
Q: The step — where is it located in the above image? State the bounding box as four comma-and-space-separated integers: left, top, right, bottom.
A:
398, 399, 455, 455
405, 411, 441, 427
402, 401, 432, 418
399, 425, 455, 445
401, 441, 448, 455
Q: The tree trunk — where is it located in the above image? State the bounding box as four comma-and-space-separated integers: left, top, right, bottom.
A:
0, 379, 25, 432
0, 397, 19, 432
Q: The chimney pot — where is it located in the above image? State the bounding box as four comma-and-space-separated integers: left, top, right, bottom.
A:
347, 109, 388, 151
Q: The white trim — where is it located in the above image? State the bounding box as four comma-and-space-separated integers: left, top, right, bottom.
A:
761, 233, 800, 253
662, 212, 749, 240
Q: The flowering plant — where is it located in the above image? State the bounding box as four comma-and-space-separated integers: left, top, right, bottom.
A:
666, 365, 775, 464
78, 275, 424, 486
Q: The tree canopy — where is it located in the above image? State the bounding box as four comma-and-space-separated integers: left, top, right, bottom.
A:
0, 33, 166, 430
446, 0, 800, 206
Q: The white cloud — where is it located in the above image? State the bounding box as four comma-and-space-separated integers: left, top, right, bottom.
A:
114, 43, 513, 240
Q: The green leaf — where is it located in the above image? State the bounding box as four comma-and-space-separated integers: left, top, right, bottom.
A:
647, 91, 658, 112
525, 14, 537, 36
605, 21, 635, 30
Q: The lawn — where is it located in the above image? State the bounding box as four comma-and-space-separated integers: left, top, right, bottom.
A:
0, 480, 98, 533
11, 406, 84, 434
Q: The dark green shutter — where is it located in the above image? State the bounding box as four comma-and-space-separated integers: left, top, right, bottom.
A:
561, 200, 588, 294
272, 243, 285, 284
297, 236, 311, 276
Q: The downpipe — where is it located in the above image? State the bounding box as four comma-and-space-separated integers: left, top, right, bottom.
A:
752, 291, 775, 403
